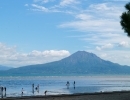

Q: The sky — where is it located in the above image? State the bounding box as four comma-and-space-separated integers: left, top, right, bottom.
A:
0, 0, 130, 67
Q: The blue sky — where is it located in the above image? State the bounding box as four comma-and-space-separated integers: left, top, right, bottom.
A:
0, 0, 130, 67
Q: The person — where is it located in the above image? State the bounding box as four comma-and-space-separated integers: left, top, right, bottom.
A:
4, 87, 6, 97
4, 87, 6, 92
66, 81, 70, 89
44, 90, 47, 96
37, 84, 39, 90
35, 87, 38, 90
32, 84, 34, 94
1, 87, 3, 98
21, 88, 24, 96
73, 81, 75, 89
1, 87, 3, 93
32, 84, 34, 89
37, 84, 39, 93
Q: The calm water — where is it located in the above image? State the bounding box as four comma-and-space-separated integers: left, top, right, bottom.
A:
0, 76, 130, 98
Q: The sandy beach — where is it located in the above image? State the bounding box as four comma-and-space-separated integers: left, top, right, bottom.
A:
1, 91, 130, 100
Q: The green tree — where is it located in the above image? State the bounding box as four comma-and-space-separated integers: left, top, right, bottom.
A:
120, 2, 130, 37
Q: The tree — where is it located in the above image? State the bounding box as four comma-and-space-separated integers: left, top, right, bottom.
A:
120, 2, 130, 37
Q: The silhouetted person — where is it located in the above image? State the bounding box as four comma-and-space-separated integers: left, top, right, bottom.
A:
4, 87, 6, 92
44, 90, 47, 96
32, 84, 34, 94
1, 87, 3, 93
37, 84, 39, 93
1, 87, 3, 97
37, 84, 39, 90
32, 84, 34, 90
21, 88, 24, 96
73, 81, 75, 89
66, 81, 70, 89
35, 87, 37, 90
4, 87, 6, 97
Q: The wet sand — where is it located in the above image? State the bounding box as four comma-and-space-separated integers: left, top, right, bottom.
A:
1, 91, 130, 100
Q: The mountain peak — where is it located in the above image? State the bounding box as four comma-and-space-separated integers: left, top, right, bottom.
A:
73, 51, 96, 57
60, 51, 101, 64
70, 51, 99, 59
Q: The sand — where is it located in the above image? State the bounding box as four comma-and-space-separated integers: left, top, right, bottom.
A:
1, 91, 130, 100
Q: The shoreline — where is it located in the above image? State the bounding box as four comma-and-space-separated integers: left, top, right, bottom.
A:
1, 90, 130, 100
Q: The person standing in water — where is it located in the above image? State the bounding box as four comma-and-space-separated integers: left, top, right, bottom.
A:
32, 84, 34, 94
1, 87, 3, 98
44, 90, 47, 96
66, 81, 70, 89
4, 87, 6, 97
37, 84, 39, 93
21, 88, 24, 96
73, 81, 75, 89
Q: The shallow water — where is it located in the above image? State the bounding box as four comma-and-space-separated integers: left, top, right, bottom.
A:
0, 76, 130, 98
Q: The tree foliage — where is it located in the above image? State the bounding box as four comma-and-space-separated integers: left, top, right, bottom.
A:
120, 2, 130, 37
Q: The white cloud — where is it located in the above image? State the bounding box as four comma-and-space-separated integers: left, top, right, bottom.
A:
42, 0, 49, 3
76, 14, 93, 20
0, 43, 16, 56
102, 43, 113, 49
59, 2, 123, 33
0, 43, 70, 67
30, 0, 81, 13
96, 43, 114, 51
25, 4, 29, 7
31, 4, 49, 12
60, 19, 120, 33
118, 41, 129, 47
27, 0, 130, 66
87, 49, 130, 66
34, 0, 49, 3
96, 46, 102, 51
59, 0, 79, 6
89, 3, 111, 11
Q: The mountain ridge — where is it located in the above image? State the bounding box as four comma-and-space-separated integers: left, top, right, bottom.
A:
1, 51, 130, 76
0, 65, 12, 70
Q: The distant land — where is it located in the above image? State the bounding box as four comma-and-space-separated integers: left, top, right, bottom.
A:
0, 65, 12, 71
0, 51, 130, 76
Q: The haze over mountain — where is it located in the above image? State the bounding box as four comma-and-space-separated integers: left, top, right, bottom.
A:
0, 65, 12, 71
1, 51, 130, 76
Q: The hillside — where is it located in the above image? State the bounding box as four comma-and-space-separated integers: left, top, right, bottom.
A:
0, 65, 12, 70
1, 51, 130, 76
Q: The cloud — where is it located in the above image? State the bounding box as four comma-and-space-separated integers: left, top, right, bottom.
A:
76, 14, 93, 20
118, 41, 129, 47
31, 4, 49, 12
59, 0, 79, 6
96, 43, 114, 51
89, 3, 111, 11
59, 2, 123, 33
0, 43, 70, 67
30, 0, 81, 13
33, 0, 49, 3
27, 0, 130, 66
87, 49, 130, 66
25, 4, 29, 7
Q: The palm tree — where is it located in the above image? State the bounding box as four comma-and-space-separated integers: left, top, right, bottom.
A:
120, 2, 130, 37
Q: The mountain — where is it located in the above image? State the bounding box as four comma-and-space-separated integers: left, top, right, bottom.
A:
0, 65, 12, 70
1, 51, 130, 76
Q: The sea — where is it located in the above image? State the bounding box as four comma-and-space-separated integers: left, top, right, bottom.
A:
0, 75, 130, 98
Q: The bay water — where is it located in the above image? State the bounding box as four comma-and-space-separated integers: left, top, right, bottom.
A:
0, 76, 130, 98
